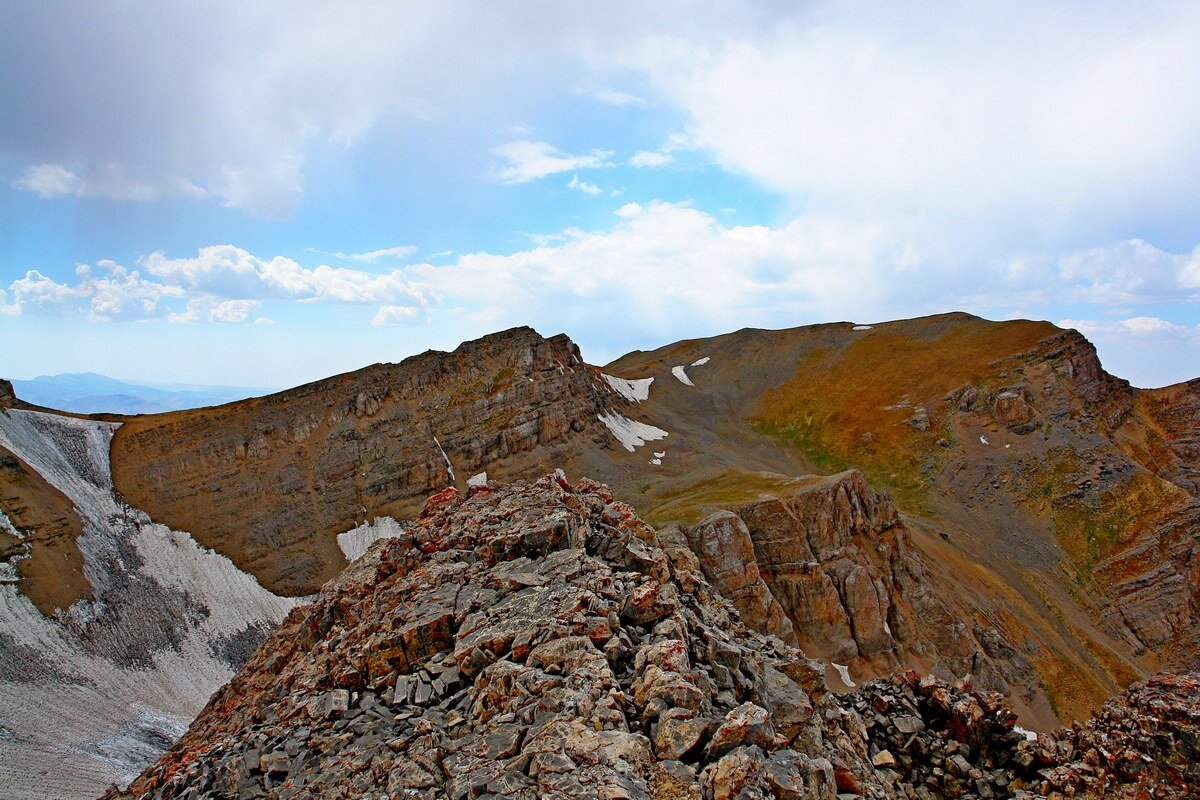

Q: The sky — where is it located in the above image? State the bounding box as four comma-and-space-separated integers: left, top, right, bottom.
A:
3, 1, 1200, 389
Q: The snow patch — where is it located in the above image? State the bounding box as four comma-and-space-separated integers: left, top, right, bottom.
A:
979, 435, 989, 445
337, 517, 406, 562
853, 324, 873, 331
690, 356, 710, 367
649, 458, 661, 465
0, 409, 297, 800
597, 410, 668, 452
832, 662, 856, 687
433, 436, 455, 482
671, 365, 694, 386
653, 451, 666, 459
467, 472, 488, 488
1014, 726, 1038, 741
601, 373, 654, 403
0, 506, 23, 539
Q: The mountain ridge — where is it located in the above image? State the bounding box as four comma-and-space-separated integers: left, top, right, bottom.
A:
1, 312, 1198, 798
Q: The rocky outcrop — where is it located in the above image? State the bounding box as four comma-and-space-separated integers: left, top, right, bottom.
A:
104, 476, 844, 800
0, 378, 15, 407
733, 471, 975, 680
686, 511, 797, 647
1019, 672, 1200, 798
992, 385, 1034, 427
108, 327, 628, 595
1093, 499, 1200, 668
101, 476, 1200, 800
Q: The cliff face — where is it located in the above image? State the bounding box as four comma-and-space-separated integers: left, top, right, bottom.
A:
109, 327, 622, 595
0, 442, 89, 615
683, 470, 1042, 721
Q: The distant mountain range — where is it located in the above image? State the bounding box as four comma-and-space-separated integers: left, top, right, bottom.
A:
9, 372, 272, 414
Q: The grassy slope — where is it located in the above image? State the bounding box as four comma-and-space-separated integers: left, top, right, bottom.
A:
749, 318, 1055, 509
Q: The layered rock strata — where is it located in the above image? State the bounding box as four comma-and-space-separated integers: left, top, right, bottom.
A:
108, 327, 626, 595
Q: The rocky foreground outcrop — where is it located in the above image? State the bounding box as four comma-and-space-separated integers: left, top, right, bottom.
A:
104, 476, 1197, 800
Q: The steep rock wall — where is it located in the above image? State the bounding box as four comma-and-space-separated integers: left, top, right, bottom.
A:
109, 328, 621, 595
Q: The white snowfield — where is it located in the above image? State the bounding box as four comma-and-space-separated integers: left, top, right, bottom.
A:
690, 357, 710, 367
336, 516, 407, 562
597, 410, 669, 452
0, 409, 298, 800
852, 325, 873, 331
600, 373, 654, 403
670, 366, 694, 386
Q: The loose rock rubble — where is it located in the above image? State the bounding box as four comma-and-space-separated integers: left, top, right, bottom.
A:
101, 476, 1199, 800
828, 673, 1033, 800
1017, 673, 1200, 799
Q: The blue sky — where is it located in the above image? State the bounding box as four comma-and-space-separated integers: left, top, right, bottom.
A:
3, 2, 1200, 389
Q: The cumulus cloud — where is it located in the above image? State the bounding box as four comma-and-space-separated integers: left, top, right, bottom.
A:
168, 298, 262, 324
490, 141, 613, 184
410, 201, 895, 343
141, 245, 430, 305
1, 4, 758, 215
3, 247, 432, 324
4, 263, 183, 322
372, 305, 424, 327
625, 3, 1200, 249
567, 174, 603, 195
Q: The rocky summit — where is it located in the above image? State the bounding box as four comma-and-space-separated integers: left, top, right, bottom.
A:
103, 476, 1197, 800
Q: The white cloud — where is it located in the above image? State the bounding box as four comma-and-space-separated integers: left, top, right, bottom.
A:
490, 141, 612, 184
314, 245, 418, 262
13, 164, 81, 197
168, 298, 261, 324
1059, 316, 1200, 341
0, 289, 20, 317
12, 162, 208, 203
589, 89, 647, 107
141, 245, 430, 305
3, 247, 432, 324
412, 201, 894, 339
4, 263, 184, 322
628, 150, 672, 168
372, 305, 423, 327
625, 3, 1200, 248
567, 174, 602, 195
